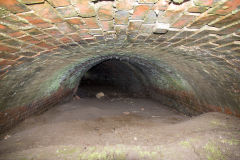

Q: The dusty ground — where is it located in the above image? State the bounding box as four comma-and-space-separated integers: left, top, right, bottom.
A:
0, 97, 239, 160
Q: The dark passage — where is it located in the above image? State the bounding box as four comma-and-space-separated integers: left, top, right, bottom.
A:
76, 59, 148, 98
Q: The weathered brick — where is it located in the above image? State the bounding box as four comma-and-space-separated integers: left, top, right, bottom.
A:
0, 44, 19, 53
116, 0, 135, 10
128, 20, 143, 32
2, 39, 23, 47
186, 34, 218, 46
25, 28, 43, 36
36, 42, 54, 49
214, 35, 240, 45
208, 0, 240, 15
144, 10, 157, 24
43, 28, 64, 38
131, 5, 151, 20
19, 0, 45, 4
215, 42, 240, 51
218, 23, 240, 35
190, 29, 217, 39
114, 25, 128, 34
193, 0, 214, 7
84, 17, 99, 29
56, 22, 76, 34
139, 24, 154, 34
188, 13, 220, 29
153, 0, 169, 11
8, 31, 25, 38
115, 11, 129, 25
75, 0, 96, 18
59, 36, 73, 44
66, 17, 86, 29
18, 35, 40, 44
0, 0, 30, 13
47, 0, 70, 7
67, 33, 83, 42
0, 15, 29, 28
100, 21, 114, 31
28, 2, 63, 23
97, 2, 113, 21
171, 14, 196, 29
200, 43, 218, 49
56, 6, 78, 18
209, 10, 240, 28
0, 59, 16, 68
89, 29, 103, 35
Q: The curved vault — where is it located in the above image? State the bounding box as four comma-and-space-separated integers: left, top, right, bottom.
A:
0, 0, 240, 132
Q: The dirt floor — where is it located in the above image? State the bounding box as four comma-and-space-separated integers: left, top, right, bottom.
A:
0, 97, 240, 160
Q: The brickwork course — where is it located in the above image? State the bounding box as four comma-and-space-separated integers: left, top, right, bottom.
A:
0, 0, 240, 132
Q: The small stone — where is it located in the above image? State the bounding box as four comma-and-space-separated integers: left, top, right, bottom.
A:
4, 135, 11, 140
123, 111, 130, 115
96, 92, 104, 99
153, 23, 169, 34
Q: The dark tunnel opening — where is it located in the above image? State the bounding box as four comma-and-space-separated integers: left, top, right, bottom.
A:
76, 59, 149, 98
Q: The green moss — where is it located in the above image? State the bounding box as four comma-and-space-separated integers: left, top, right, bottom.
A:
204, 142, 225, 160
180, 140, 191, 148
221, 139, 240, 145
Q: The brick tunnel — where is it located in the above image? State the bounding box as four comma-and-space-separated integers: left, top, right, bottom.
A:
0, 0, 240, 159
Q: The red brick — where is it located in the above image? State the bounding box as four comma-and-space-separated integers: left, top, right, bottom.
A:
116, 0, 135, 10
66, 17, 86, 29
0, 44, 19, 53
0, 0, 30, 13
0, 59, 16, 68
36, 42, 54, 49
115, 11, 129, 25
28, 2, 63, 23
56, 6, 78, 18
97, 2, 114, 21
209, 0, 240, 15
209, 10, 240, 28
43, 28, 64, 38
59, 37, 73, 43
19, 35, 40, 44
171, 14, 196, 29
224, 107, 233, 115
67, 33, 83, 42
84, 17, 99, 29
132, 5, 151, 20
47, 0, 70, 7
218, 23, 240, 35
75, 0, 96, 18
55, 22, 76, 34
100, 21, 114, 31
8, 31, 25, 38
188, 13, 220, 29
153, 0, 170, 11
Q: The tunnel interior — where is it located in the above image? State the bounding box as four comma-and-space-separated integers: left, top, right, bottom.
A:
0, 0, 240, 159
76, 59, 148, 98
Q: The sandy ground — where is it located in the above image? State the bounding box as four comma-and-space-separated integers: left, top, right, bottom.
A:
0, 97, 239, 160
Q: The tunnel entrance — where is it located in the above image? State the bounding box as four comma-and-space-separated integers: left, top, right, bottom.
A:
76, 59, 148, 99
